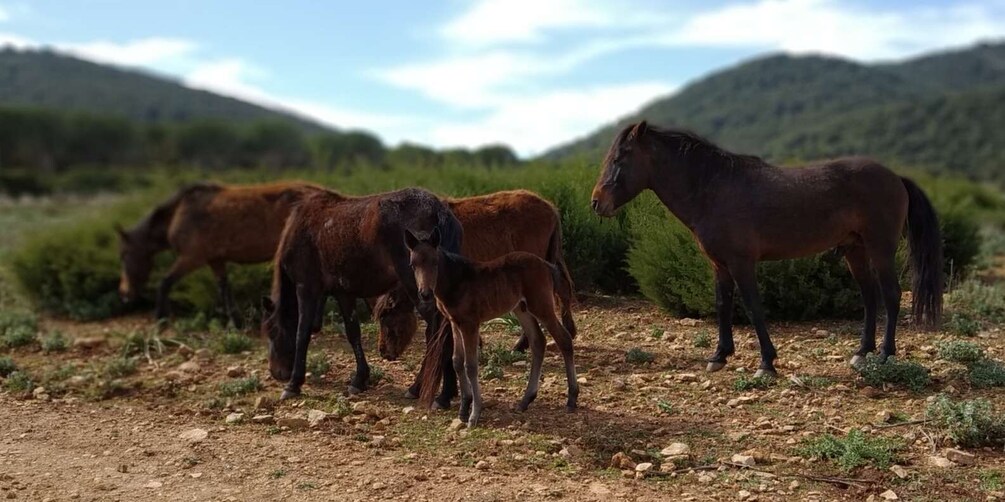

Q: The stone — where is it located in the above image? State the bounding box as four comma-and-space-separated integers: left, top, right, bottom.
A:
226, 366, 244, 377
559, 444, 582, 458
178, 428, 208, 443
678, 373, 698, 383
178, 361, 200, 373
611, 452, 636, 470
731, 454, 756, 467
876, 410, 892, 423
224, 413, 244, 425
277, 417, 309, 430
144, 481, 163, 489
679, 318, 699, 327
402, 406, 415, 414
661, 443, 690, 457
880, 489, 899, 500
448, 418, 465, 431
728, 431, 750, 442
195, 348, 212, 360
860, 386, 882, 399
254, 396, 275, 411
475, 460, 490, 470
927, 456, 956, 468
945, 448, 975, 466
738, 489, 752, 500
577, 376, 588, 385
635, 462, 653, 474
890, 465, 908, 479
73, 336, 105, 349
307, 409, 330, 428
612, 378, 627, 391
698, 473, 714, 484
251, 414, 275, 424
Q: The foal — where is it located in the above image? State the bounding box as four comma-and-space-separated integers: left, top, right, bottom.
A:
407, 228, 578, 427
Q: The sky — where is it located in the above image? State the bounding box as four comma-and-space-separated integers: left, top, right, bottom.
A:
1, 0, 1003, 156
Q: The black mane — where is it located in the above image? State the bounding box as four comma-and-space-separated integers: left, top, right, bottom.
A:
611, 122, 769, 170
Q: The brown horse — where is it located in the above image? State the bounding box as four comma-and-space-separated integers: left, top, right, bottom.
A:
261, 187, 463, 402
116, 181, 324, 326
407, 228, 578, 427
592, 121, 943, 377
374, 190, 576, 363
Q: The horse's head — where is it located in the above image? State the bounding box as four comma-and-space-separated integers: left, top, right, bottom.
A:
404, 227, 442, 309
115, 224, 154, 303
260, 296, 294, 382
592, 120, 655, 217
374, 290, 419, 361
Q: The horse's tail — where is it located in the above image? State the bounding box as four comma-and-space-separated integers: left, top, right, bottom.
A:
902, 177, 944, 328
546, 219, 577, 339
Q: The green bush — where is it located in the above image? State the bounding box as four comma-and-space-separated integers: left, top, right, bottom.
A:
734, 375, 775, 391
948, 281, 1005, 329
0, 357, 17, 377
219, 376, 262, 397
307, 353, 331, 380
968, 359, 1005, 389
2, 324, 36, 348
41, 331, 69, 353
945, 312, 981, 337
938, 340, 985, 364
625, 347, 655, 365
4, 371, 34, 393
215, 331, 254, 355
105, 357, 138, 378
855, 354, 930, 392
927, 395, 1005, 448
798, 429, 901, 471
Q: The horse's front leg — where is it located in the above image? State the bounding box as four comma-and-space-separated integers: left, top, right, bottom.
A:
156, 256, 201, 323
338, 295, 369, 394
707, 266, 736, 372
281, 282, 321, 400
732, 262, 777, 377
209, 261, 242, 329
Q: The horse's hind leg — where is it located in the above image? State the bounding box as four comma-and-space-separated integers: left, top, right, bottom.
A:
209, 261, 242, 329
707, 265, 736, 372
844, 246, 878, 368
514, 308, 546, 412
282, 280, 322, 400
512, 331, 530, 353
337, 295, 370, 394
533, 305, 579, 412
731, 261, 777, 377
870, 248, 901, 361
461, 324, 484, 427
451, 322, 473, 423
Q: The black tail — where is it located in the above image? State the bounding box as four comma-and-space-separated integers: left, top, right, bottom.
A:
545, 221, 578, 338
902, 177, 943, 328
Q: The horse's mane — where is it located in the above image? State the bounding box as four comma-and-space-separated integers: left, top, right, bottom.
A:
131, 182, 223, 244
611, 123, 769, 171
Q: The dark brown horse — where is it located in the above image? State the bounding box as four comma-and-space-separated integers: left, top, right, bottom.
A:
374, 190, 576, 363
261, 187, 463, 402
592, 121, 943, 376
407, 228, 578, 427
116, 181, 324, 326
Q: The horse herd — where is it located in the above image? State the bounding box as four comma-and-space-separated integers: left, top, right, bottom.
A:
116, 122, 945, 428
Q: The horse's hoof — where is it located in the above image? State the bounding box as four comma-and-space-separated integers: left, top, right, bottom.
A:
753, 369, 777, 379
466, 420, 479, 429
706, 361, 727, 372
431, 401, 448, 411
849, 354, 866, 369
566, 404, 577, 414
404, 389, 419, 400
279, 389, 300, 401
347, 385, 363, 395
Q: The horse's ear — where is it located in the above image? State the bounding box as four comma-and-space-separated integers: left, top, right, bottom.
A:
429, 227, 441, 248
114, 224, 129, 242
404, 229, 419, 250
261, 296, 275, 315
629, 120, 648, 141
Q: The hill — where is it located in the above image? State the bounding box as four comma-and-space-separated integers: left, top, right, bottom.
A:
544, 41, 1005, 183
0, 48, 326, 132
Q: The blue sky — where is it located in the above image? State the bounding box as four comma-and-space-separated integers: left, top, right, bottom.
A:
1, 0, 1003, 156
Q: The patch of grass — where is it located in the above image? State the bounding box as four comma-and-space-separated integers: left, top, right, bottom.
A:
855, 354, 930, 392
306, 353, 330, 380
948, 280, 1005, 325
44, 364, 76, 383
4, 371, 34, 393
657, 399, 675, 414
734, 375, 775, 391
2, 324, 36, 348
945, 312, 981, 337
969, 359, 1005, 388
938, 340, 985, 364
650, 327, 665, 340
269, 469, 286, 479
797, 429, 901, 471
41, 331, 69, 354
482, 364, 503, 380
480, 341, 525, 366
625, 347, 655, 365
0, 357, 17, 377
0, 311, 37, 336
215, 331, 253, 355
927, 395, 1005, 448
369, 366, 385, 386
174, 312, 211, 334
979, 470, 1004, 492
693, 329, 711, 349
218, 376, 262, 397
104, 357, 138, 378
792, 375, 835, 389
486, 313, 522, 333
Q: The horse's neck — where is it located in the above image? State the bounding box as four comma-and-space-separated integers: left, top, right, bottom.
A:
134, 206, 174, 252
435, 250, 472, 299
649, 145, 736, 228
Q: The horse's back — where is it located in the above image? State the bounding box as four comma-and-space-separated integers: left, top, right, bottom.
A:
449, 190, 557, 261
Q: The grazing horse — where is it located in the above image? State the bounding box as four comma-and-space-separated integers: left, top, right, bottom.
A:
116, 181, 324, 326
591, 121, 943, 377
261, 187, 463, 402
407, 228, 578, 427
374, 190, 576, 364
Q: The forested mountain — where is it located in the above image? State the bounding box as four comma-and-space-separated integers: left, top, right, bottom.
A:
0, 48, 324, 131
544, 42, 1005, 183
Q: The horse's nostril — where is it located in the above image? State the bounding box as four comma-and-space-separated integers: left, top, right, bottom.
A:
419, 290, 432, 302
591, 199, 600, 211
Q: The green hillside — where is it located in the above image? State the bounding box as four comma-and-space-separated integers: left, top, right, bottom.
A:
544, 42, 1005, 183
0, 48, 325, 132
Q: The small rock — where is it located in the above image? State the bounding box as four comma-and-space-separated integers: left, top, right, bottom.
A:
475, 460, 490, 470
371, 435, 387, 448
73, 336, 105, 349
731, 454, 756, 467
559, 444, 582, 458
876, 410, 892, 423
927, 456, 956, 468
635, 462, 653, 473
251, 414, 274, 424
860, 386, 882, 399
32, 387, 49, 401
66, 375, 90, 388
254, 396, 275, 411
890, 465, 908, 479
738, 489, 752, 500
448, 418, 465, 431
402, 406, 415, 414
678, 373, 698, 383
224, 413, 244, 425
277, 417, 309, 430
178, 428, 208, 443
195, 348, 212, 360
661, 443, 690, 457
789, 480, 800, 490
611, 452, 636, 470
728, 432, 749, 442
576, 376, 588, 385
178, 361, 200, 373
698, 473, 714, 484
226, 366, 244, 378
679, 318, 699, 327
945, 448, 975, 466
880, 489, 899, 500
307, 409, 330, 428
612, 378, 627, 391
144, 481, 163, 489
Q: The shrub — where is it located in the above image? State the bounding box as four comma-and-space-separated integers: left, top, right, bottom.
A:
938, 340, 985, 365
2, 324, 36, 348
947, 281, 1005, 329
0, 311, 37, 335
0, 357, 17, 377
307, 353, 330, 379
41, 331, 69, 353
945, 312, 981, 337
105, 357, 138, 378
216, 331, 254, 355
4, 371, 34, 393
369, 366, 385, 386
734, 375, 775, 391
693, 330, 711, 348
927, 395, 1005, 448
219, 376, 262, 397
625, 347, 655, 365
968, 359, 1005, 389
855, 354, 930, 392
798, 429, 901, 471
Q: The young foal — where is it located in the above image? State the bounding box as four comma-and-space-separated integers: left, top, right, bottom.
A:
375, 189, 576, 362
592, 121, 943, 377
116, 181, 324, 326
407, 228, 578, 427
261, 187, 463, 402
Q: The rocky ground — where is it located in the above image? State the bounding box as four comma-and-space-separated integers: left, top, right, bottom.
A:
1, 296, 1004, 501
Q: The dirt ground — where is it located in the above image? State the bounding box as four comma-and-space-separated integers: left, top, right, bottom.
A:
2, 296, 1004, 501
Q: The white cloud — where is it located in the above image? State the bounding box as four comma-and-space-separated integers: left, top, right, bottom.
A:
61, 37, 198, 67
441, 0, 612, 46
0, 32, 31, 48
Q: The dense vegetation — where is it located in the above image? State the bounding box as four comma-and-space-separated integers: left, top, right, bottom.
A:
546, 42, 1005, 185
